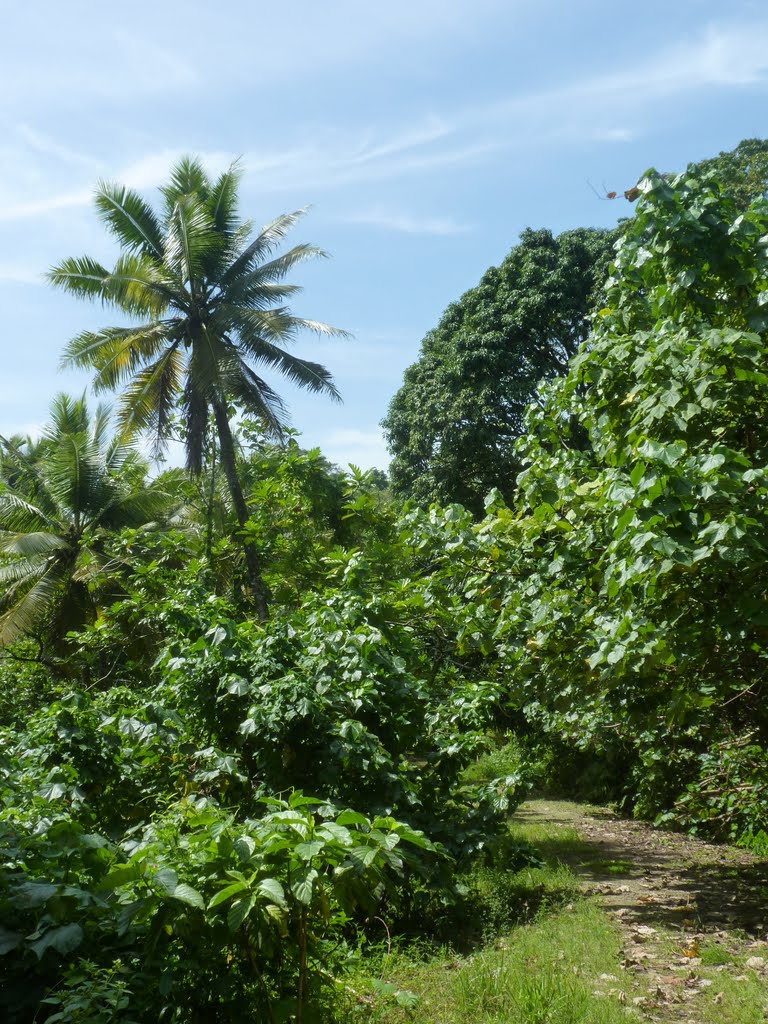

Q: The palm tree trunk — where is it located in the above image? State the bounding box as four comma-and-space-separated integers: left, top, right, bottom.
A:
205, 423, 217, 562
211, 399, 269, 621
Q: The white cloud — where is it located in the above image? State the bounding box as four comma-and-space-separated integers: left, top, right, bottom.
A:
590, 128, 635, 144
639, 21, 768, 90
239, 131, 494, 194
0, 188, 91, 223
3, 18, 768, 225
321, 429, 389, 470
0, 421, 44, 442
0, 121, 488, 222
15, 125, 101, 169
0, 263, 44, 285
340, 209, 471, 235
119, 149, 236, 191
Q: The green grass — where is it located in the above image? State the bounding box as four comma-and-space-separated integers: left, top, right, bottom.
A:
344, 809, 768, 1024
344, 903, 633, 1023
343, 817, 635, 1023
698, 942, 734, 966
586, 859, 632, 875
461, 735, 527, 785
694, 968, 768, 1024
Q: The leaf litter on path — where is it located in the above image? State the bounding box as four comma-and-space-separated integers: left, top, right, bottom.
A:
513, 800, 768, 1022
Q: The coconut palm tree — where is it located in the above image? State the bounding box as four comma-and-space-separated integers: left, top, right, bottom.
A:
0, 394, 175, 648
49, 157, 346, 620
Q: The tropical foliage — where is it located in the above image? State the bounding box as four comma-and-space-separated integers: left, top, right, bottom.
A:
3, 143, 768, 1021
0, 394, 174, 650
452, 167, 768, 838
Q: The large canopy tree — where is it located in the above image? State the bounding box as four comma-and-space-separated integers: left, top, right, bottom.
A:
382, 227, 616, 515
0, 394, 173, 648
50, 157, 345, 620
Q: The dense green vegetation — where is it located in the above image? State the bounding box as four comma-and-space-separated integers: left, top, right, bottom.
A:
2, 144, 768, 1020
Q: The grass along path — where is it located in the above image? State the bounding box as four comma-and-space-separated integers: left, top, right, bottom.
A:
350, 800, 768, 1023
515, 800, 768, 1022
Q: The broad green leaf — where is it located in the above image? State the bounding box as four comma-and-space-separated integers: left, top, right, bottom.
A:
294, 840, 324, 861
98, 864, 144, 890
233, 836, 256, 861
317, 823, 352, 847
153, 868, 179, 896
16, 882, 58, 908
257, 878, 287, 907
347, 846, 377, 870
290, 866, 318, 905
227, 894, 256, 931
335, 810, 369, 827
172, 884, 204, 909
30, 923, 83, 959
208, 882, 247, 909
0, 927, 21, 955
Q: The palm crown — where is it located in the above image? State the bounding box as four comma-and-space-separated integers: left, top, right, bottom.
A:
50, 156, 344, 470
48, 157, 346, 619
0, 394, 173, 646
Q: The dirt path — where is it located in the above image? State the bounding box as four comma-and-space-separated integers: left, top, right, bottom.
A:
514, 800, 768, 1021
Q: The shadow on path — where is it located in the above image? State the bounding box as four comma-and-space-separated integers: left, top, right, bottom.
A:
514, 800, 768, 936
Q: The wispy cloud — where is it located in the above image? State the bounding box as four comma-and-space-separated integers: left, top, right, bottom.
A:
15, 125, 101, 169
3, 18, 767, 223
478, 19, 768, 136
0, 263, 44, 285
240, 128, 494, 193
0, 121, 489, 221
340, 209, 471, 235
0, 188, 91, 223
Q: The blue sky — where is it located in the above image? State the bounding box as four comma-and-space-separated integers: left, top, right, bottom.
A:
2, 0, 768, 469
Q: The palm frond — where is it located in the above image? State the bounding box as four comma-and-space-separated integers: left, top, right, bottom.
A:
0, 492, 56, 534
0, 532, 70, 557
161, 156, 211, 216
208, 160, 243, 234
224, 243, 324, 295
47, 256, 112, 300
115, 344, 184, 450
164, 193, 216, 286
220, 281, 304, 307
220, 349, 288, 437
45, 429, 102, 524
62, 321, 183, 390
220, 209, 309, 285
95, 182, 164, 257
0, 553, 51, 587
230, 306, 351, 344
46, 393, 90, 436
104, 435, 149, 479
0, 438, 61, 524
0, 556, 69, 645
99, 482, 177, 531
104, 253, 175, 316
246, 343, 341, 400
